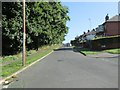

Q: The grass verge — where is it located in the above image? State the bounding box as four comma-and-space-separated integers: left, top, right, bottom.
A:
81, 50, 98, 55
73, 47, 99, 55
103, 48, 120, 54
79, 48, 99, 55
73, 47, 120, 55
1, 44, 61, 78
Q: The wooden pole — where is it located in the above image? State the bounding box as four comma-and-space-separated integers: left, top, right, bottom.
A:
22, 0, 26, 66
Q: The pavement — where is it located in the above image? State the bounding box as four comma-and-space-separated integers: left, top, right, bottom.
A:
3, 47, 118, 88
87, 52, 119, 58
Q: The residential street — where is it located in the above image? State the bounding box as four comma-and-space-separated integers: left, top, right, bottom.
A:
7, 47, 118, 88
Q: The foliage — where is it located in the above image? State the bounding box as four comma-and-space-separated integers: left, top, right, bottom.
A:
70, 36, 81, 46
90, 36, 120, 50
2, 2, 23, 55
71, 35, 120, 50
2, 1, 70, 55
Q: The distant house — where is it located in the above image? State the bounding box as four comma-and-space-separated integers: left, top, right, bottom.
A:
96, 24, 105, 37
79, 30, 96, 41
104, 14, 120, 36
75, 14, 120, 49
85, 30, 96, 40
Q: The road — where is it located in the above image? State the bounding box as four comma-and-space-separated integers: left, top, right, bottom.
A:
7, 47, 118, 88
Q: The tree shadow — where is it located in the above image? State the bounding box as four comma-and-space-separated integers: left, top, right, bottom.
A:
54, 47, 73, 51
54, 47, 89, 56
72, 47, 87, 56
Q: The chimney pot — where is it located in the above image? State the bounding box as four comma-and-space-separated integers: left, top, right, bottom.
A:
105, 14, 109, 22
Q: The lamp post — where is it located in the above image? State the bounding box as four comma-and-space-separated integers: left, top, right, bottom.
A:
22, 0, 26, 66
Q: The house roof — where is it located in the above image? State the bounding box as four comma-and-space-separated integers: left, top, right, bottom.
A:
106, 15, 120, 22
82, 30, 96, 37
86, 31, 96, 35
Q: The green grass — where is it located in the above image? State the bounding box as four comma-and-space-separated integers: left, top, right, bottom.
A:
74, 47, 120, 55
1, 45, 61, 78
104, 48, 120, 54
81, 51, 98, 55
80, 48, 120, 55
79, 48, 99, 55
73, 47, 99, 55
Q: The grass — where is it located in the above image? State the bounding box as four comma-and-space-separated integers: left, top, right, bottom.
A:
81, 51, 98, 55
74, 47, 120, 55
1, 44, 61, 78
79, 48, 99, 55
104, 48, 120, 54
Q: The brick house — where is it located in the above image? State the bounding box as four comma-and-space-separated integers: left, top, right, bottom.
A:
104, 14, 120, 36
92, 14, 120, 50
74, 14, 120, 49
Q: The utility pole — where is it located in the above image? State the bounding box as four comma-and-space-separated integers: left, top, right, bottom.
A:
22, 0, 26, 66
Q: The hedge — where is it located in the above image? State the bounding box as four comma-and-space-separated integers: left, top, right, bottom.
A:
91, 36, 120, 50
79, 36, 120, 50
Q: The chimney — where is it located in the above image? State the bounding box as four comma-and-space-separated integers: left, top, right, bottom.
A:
105, 14, 109, 22
92, 29, 95, 31
83, 32, 86, 34
88, 30, 90, 32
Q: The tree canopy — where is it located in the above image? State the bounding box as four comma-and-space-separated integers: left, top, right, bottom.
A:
2, 1, 70, 55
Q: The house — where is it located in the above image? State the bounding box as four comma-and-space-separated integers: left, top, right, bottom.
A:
96, 24, 105, 37
96, 14, 120, 37
77, 30, 97, 48
73, 14, 120, 49
91, 14, 120, 50
104, 14, 120, 36
85, 30, 96, 40
80, 30, 96, 41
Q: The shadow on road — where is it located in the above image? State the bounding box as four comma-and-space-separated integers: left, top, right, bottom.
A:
72, 47, 86, 56
54, 47, 86, 56
54, 47, 73, 51
79, 51, 86, 56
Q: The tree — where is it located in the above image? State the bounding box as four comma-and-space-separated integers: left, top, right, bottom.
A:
2, 1, 70, 55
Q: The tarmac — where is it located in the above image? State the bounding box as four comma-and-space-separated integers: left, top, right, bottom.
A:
87, 52, 120, 58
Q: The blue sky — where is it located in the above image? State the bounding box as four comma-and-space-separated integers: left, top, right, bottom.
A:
62, 2, 118, 43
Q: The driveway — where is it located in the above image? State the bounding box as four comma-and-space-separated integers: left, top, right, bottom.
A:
7, 47, 118, 88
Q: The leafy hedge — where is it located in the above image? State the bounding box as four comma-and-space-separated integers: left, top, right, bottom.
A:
91, 36, 120, 50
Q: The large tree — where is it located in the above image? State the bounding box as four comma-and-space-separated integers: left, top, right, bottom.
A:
2, 1, 70, 55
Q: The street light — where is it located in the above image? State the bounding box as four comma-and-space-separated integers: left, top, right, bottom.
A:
22, 0, 26, 66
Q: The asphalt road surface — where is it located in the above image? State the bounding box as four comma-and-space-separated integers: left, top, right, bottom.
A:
7, 47, 118, 88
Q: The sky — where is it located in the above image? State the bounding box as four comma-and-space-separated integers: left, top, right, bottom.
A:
62, 2, 118, 43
